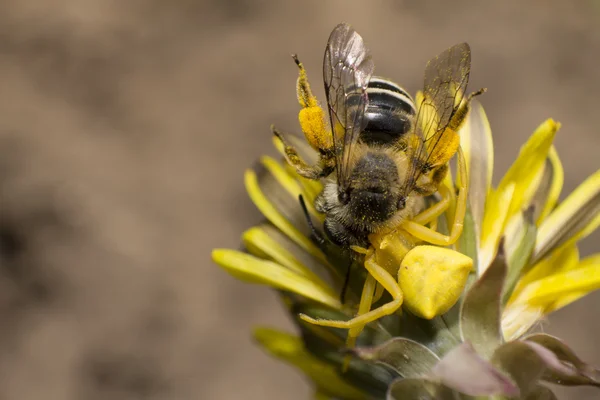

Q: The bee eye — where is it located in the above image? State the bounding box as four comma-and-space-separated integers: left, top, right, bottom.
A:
397, 196, 406, 210
338, 190, 350, 205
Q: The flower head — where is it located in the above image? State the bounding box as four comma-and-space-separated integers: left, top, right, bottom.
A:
212, 81, 600, 400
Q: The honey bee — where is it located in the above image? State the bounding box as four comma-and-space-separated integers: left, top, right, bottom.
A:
275, 23, 484, 346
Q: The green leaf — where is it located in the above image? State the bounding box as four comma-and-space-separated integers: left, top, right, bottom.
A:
460, 241, 507, 358
523, 333, 600, 387
352, 337, 440, 378
386, 378, 457, 400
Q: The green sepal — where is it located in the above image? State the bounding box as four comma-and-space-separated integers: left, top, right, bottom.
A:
460, 241, 507, 358
523, 333, 600, 388
300, 325, 393, 399
386, 378, 458, 400
352, 337, 440, 378
431, 342, 519, 397
491, 340, 572, 398
392, 311, 461, 357
523, 385, 558, 400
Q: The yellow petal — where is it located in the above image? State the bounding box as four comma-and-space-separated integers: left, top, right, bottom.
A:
245, 169, 329, 266
273, 133, 326, 201
459, 98, 493, 242
261, 155, 323, 221
272, 135, 324, 200
242, 226, 334, 296
272, 130, 319, 165
501, 303, 544, 341
512, 255, 600, 308
512, 243, 579, 299
479, 183, 515, 273
253, 327, 366, 400
212, 249, 341, 309
285, 162, 324, 208
536, 146, 564, 224
499, 119, 559, 219
543, 255, 600, 313
533, 169, 600, 263
399, 245, 473, 319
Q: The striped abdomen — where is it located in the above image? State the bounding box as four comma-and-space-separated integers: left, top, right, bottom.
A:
362, 77, 416, 146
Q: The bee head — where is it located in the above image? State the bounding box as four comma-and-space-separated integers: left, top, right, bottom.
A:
344, 151, 402, 224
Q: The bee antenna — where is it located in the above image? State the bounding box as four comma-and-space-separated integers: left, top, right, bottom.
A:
291, 54, 301, 66
298, 195, 325, 247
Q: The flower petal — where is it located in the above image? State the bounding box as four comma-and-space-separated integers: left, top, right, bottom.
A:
272, 130, 319, 165
497, 119, 560, 220
512, 254, 600, 308
212, 249, 341, 309
457, 202, 479, 270
352, 337, 440, 378
502, 303, 544, 341
503, 207, 537, 304
480, 120, 559, 272
514, 243, 579, 293
544, 291, 586, 314
479, 183, 515, 273
431, 342, 519, 397
253, 327, 366, 400
260, 155, 323, 220
532, 169, 600, 263
460, 243, 506, 358
245, 168, 329, 265
459, 98, 493, 243
533, 146, 564, 224
242, 225, 334, 295
523, 333, 600, 387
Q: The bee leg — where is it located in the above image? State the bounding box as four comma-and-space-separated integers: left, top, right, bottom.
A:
292, 55, 334, 159
299, 249, 403, 336
411, 181, 452, 226
272, 126, 333, 179
449, 88, 488, 132
402, 146, 469, 246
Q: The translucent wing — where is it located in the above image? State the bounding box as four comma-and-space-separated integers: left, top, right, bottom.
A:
403, 43, 471, 192
323, 23, 374, 190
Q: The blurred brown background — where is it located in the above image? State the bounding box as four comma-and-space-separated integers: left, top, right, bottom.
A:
0, 1, 599, 399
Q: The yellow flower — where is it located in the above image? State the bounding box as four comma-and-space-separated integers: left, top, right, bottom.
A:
212, 95, 600, 399
459, 100, 600, 340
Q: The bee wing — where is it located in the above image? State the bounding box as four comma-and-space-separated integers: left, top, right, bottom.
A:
403, 43, 471, 192
323, 23, 374, 190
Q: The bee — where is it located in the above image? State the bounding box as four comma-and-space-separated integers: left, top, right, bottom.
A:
275, 23, 484, 347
